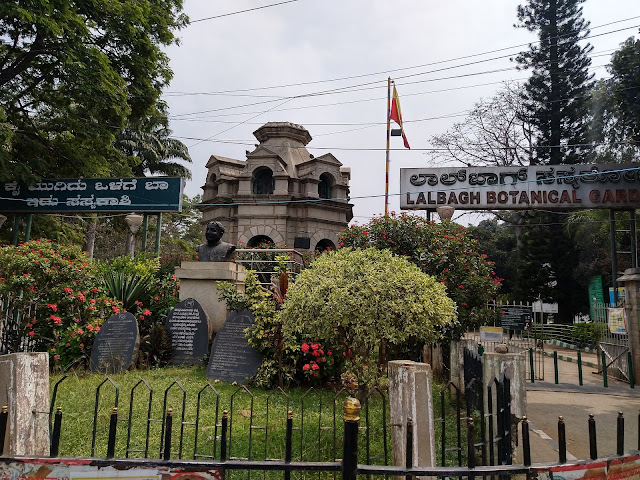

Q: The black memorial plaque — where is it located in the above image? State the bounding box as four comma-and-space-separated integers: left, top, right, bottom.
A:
206, 310, 262, 383
165, 298, 209, 365
90, 312, 139, 374
501, 307, 532, 331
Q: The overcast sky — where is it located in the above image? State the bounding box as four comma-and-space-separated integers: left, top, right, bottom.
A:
162, 0, 639, 225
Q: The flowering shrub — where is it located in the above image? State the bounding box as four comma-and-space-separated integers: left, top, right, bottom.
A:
340, 213, 501, 337
298, 341, 349, 384
0, 240, 122, 367
279, 248, 457, 400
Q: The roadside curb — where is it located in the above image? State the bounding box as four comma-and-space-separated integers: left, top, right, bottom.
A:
540, 349, 598, 368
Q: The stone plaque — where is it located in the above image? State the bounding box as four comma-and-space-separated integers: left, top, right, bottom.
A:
165, 298, 209, 365
90, 312, 139, 374
206, 311, 262, 383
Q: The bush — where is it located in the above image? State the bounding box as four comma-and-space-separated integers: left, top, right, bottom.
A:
279, 248, 457, 400
340, 213, 500, 337
0, 240, 122, 368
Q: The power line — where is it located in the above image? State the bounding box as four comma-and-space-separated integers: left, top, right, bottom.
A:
168, 15, 640, 96
190, 0, 303, 23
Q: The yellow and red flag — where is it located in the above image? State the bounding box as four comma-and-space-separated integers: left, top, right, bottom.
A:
390, 85, 410, 149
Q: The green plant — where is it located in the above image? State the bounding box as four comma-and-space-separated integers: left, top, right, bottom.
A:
279, 248, 457, 400
340, 213, 500, 338
101, 271, 153, 311
0, 239, 122, 367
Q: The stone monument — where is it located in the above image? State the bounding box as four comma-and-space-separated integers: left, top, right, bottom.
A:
90, 312, 140, 374
175, 221, 245, 334
165, 298, 210, 365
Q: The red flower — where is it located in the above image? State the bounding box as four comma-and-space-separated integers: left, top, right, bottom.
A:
47, 303, 57, 312
53, 354, 60, 361
312, 350, 320, 357
63, 288, 73, 294
302, 364, 310, 371
311, 343, 320, 351
28, 331, 35, 337
311, 363, 319, 370
301, 343, 310, 353
143, 310, 151, 316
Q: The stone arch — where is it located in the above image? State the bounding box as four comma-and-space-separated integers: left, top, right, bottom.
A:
252, 167, 275, 194
238, 225, 285, 247
310, 230, 340, 252
318, 172, 334, 199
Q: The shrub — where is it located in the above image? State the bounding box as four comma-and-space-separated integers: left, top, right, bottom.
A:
340, 213, 500, 337
0, 239, 122, 368
279, 248, 457, 400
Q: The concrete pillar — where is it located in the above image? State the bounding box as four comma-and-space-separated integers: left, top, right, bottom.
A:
617, 268, 640, 385
0, 352, 50, 456
388, 360, 436, 472
174, 262, 246, 334
449, 339, 476, 393
482, 352, 527, 464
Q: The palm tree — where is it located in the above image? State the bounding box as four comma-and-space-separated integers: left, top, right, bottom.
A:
116, 101, 192, 179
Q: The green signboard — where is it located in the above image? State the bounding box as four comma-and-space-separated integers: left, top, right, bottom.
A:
0, 177, 183, 213
588, 275, 605, 321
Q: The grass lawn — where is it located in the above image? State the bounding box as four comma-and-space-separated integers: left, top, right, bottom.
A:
50, 367, 470, 467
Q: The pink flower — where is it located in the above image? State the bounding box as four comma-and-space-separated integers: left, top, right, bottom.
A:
311, 363, 319, 371
47, 304, 57, 312
302, 364, 310, 371
301, 343, 310, 353
63, 288, 73, 294
143, 310, 151, 316
28, 331, 35, 337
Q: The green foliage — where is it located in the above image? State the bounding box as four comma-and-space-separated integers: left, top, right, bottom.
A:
0, 0, 188, 182
279, 248, 457, 400
100, 271, 154, 312
607, 37, 640, 149
340, 213, 500, 336
515, 0, 594, 165
0, 240, 122, 367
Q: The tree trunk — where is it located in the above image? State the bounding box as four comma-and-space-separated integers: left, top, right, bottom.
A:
84, 214, 97, 259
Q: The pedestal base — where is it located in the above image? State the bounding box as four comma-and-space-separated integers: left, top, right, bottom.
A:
174, 262, 246, 334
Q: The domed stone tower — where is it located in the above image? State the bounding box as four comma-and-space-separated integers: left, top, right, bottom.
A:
199, 122, 353, 251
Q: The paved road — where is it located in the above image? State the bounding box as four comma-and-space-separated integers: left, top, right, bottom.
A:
522, 346, 639, 464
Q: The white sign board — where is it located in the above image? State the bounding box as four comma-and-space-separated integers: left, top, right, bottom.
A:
532, 301, 559, 313
400, 164, 640, 211
480, 326, 503, 343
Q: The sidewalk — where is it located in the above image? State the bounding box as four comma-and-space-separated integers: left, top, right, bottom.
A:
523, 348, 639, 464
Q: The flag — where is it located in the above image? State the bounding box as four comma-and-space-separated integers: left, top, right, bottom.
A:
390, 85, 410, 149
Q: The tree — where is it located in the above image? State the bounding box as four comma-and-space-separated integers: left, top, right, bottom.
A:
279, 248, 457, 400
116, 101, 192, 179
0, 1, 188, 182
339, 213, 501, 336
607, 36, 640, 148
515, 0, 594, 165
430, 84, 534, 167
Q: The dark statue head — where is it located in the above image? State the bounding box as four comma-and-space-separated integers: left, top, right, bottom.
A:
205, 221, 225, 245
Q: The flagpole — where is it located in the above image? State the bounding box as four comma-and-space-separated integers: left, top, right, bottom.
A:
385, 77, 391, 217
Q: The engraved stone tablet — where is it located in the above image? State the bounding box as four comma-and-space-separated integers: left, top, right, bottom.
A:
206, 310, 262, 383
165, 298, 209, 365
90, 312, 139, 374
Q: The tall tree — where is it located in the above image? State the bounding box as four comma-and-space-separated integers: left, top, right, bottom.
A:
0, 1, 188, 182
515, 0, 594, 165
608, 36, 640, 148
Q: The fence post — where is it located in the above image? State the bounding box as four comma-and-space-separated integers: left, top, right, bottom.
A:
220, 410, 228, 461
106, 407, 118, 459
163, 408, 173, 461
628, 352, 635, 389
589, 414, 598, 460
529, 349, 535, 383
617, 412, 624, 456
521, 417, 531, 467
467, 418, 476, 469
342, 398, 360, 480
0, 406, 7, 455
553, 351, 559, 384
558, 416, 566, 464
284, 411, 292, 480
50, 407, 62, 458
602, 351, 608, 388
578, 351, 583, 386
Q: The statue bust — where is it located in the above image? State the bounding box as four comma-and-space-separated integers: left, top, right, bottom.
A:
196, 221, 236, 262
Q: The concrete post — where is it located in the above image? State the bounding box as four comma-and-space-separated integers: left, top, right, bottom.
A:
449, 339, 476, 393
616, 268, 640, 385
388, 360, 436, 473
0, 352, 50, 456
482, 352, 527, 464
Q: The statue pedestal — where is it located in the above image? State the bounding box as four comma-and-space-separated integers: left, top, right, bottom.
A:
174, 262, 246, 335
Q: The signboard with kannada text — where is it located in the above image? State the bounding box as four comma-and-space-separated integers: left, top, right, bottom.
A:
480, 326, 503, 343
608, 308, 627, 334
0, 177, 183, 213
400, 164, 640, 211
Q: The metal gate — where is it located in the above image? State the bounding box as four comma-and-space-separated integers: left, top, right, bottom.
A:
593, 303, 630, 382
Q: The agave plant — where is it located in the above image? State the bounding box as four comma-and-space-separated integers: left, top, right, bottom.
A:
101, 271, 153, 312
